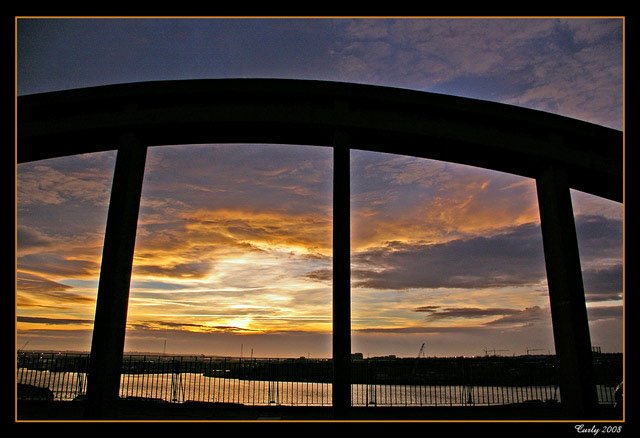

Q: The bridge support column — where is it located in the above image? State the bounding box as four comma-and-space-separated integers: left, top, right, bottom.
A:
332, 132, 351, 419
85, 136, 147, 419
536, 167, 598, 418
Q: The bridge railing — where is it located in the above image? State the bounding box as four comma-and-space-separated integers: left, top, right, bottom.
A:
17, 352, 619, 406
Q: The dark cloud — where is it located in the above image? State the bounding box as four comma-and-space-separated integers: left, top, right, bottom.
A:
351, 215, 621, 292
25, 291, 94, 305
17, 290, 95, 309
132, 321, 258, 333
17, 329, 93, 344
573, 215, 623, 303
358, 306, 547, 334
575, 215, 623, 263
414, 305, 441, 313
17, 272, 72, 292
301, 253, 330, 261
416, 306, 520, 320
18, 254, 99, 277
17, 272, 94, 307
17, 295, 67, 310
303, 269, 332, 283
583, 265, 622, 302
17, 226, 52, 249
585, 292, 622, 303
583, 265, 622, 292
355, 326, 482, 334
136, 321, 204, 329
586, 305, 622, 322
133, 262, 211, 279
17, 316, 93, 325
353, 223, 545, 290
484, 306, 545, 327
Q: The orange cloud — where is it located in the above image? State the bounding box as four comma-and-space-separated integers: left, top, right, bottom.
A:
16, 272, 96, 312
17, 272, 72, 292
352, 173, 540, 250
132, 208, 332, 282
18, 163, 113, 206
17, 316, 94, 333
184, 209, 332, 253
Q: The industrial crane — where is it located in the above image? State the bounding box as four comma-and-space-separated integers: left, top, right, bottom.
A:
412, 342, 426, 376
18, 340, 29, 353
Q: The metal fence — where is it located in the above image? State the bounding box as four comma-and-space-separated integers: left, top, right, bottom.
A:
17, 352, 619, 407
17, 353, 334, 406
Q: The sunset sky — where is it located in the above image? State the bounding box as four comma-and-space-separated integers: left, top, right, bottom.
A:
17, 18, 623, 358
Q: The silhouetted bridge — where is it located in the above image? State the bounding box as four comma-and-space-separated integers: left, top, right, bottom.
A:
18, 79, 622, 419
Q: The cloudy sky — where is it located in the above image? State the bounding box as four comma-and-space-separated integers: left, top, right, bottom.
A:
17, 18, 623, 358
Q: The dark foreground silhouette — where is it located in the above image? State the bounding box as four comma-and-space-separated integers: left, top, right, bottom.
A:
18, 398, 621, 421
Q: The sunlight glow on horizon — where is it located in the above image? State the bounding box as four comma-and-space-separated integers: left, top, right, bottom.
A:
17, 144, 623, 357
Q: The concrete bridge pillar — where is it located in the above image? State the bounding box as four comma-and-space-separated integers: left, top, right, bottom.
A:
84, 136, 147, 419
536, 166, 599, 418
332, 131, 351, 419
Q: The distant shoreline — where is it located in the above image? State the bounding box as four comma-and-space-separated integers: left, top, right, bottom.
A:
16, 350, 624, 359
